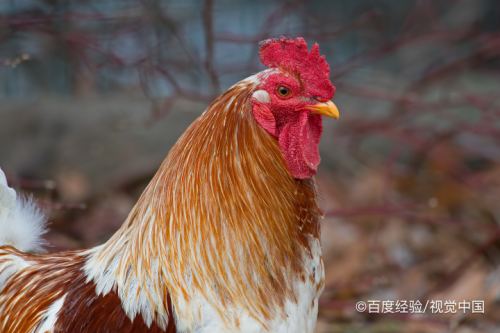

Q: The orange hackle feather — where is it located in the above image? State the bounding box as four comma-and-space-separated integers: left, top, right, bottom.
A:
88, 81, 322, 328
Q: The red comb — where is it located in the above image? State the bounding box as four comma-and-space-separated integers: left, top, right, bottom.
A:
259, 37, 335, 100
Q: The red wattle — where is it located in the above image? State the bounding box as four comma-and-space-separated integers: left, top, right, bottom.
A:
278, 112, 322, 179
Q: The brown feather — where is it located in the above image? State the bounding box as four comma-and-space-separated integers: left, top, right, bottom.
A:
0, 246, 175, 332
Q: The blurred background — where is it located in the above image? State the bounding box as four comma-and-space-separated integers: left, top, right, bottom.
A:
1, 0, 499, 332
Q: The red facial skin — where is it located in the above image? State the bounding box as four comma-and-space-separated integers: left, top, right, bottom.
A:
252, 72, 328, 179
251, 37, 336, 179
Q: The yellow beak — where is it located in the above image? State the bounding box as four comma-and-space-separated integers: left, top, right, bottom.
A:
306, 100, 340, 119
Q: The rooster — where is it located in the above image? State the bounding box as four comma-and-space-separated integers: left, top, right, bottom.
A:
0, 37, 339, 333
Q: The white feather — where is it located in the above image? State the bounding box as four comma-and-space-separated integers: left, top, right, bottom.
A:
35, 293, 67, 333
0, 167, 46, 252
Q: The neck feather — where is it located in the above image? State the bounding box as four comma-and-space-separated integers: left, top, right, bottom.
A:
85, 81, 321, 329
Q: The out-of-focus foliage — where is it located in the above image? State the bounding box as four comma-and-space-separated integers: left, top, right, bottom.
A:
0, 1, 499, 332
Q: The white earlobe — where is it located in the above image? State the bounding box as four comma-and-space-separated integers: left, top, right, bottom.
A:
252, 90, 270, 103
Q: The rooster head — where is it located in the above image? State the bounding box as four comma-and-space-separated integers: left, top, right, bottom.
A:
251, 37, 339, 179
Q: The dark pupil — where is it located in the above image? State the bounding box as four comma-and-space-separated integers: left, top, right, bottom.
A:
279, 87, 289, 95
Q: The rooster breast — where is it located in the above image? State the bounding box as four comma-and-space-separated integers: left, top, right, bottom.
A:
173, 236, 325, 333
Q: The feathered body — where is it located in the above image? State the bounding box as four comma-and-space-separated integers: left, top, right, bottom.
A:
0, 37, 338, 333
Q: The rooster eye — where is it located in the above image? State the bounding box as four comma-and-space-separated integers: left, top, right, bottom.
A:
276, 85, 291, 98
